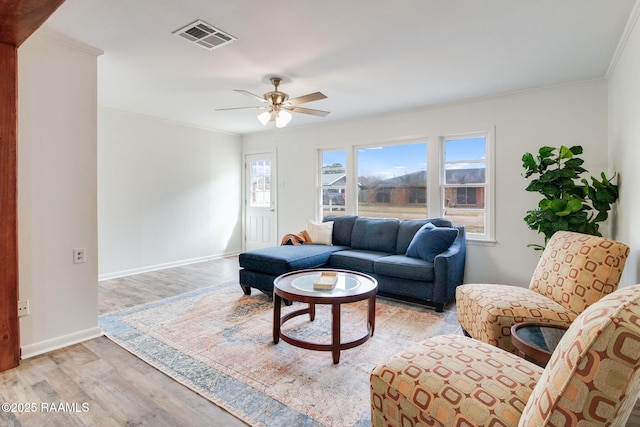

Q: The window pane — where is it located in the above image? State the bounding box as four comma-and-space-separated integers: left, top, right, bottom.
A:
444, 136, 486, 234
250, 160, 270, 208
321, 150, 347, 216
357, 143, 427, 220
444, 137, 486, 183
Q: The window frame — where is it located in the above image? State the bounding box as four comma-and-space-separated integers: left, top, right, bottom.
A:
318, 148, 350, 217
317, 128, 494, 242
439, 131, 494, 242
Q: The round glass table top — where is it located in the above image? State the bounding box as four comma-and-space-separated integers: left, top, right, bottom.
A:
291, 273, 361, 293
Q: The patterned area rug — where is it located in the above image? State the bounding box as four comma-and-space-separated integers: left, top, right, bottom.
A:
99, 282, 461, 426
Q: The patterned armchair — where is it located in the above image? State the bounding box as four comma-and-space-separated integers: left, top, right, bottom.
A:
456, 231, 629, 353
370, 285, 640, 426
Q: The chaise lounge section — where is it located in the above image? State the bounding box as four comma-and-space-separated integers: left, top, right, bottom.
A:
239, 216, 466, 312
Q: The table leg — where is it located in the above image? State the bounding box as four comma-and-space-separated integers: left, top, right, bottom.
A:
368, 295, 376, 336
332, 303, 341, 364
309, 303, 316, 321
273, 294, 282, 344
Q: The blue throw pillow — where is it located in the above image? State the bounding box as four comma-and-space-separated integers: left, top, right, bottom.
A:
406, 223, 459, 262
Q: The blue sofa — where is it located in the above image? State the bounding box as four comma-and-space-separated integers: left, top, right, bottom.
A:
238, 216, 466, 312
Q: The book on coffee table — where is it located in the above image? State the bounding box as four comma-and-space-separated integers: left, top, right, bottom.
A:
314, 271, 338, 290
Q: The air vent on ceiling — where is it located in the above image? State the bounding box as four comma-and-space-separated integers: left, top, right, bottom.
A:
174, 20, 236, 50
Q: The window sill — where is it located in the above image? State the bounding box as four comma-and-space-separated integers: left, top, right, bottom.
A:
466, 238, 497, 247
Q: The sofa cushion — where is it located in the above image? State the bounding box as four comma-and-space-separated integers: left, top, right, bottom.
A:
307, 220, 333, 245
351, 217, 400, 254
396, 218, 453, 254
374, 255, 435, 282
239, 244, 345, 276
406, 223, 459, 262
328, 249, 389, 273
324, 215, 357, 247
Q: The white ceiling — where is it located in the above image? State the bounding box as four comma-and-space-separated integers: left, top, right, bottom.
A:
43, 0, 636, 135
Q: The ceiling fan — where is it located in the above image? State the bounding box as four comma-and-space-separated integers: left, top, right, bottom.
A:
216, 77, 329, 128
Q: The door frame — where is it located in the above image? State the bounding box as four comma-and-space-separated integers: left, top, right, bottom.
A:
242, 149, 278, 251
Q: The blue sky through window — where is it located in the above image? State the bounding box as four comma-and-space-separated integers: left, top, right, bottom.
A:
322, 150, 346, 168
323, 136, 485, 180
358, 144, 427, 179
445, 137, 486, 170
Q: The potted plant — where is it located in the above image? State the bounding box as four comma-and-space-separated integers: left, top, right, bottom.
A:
521, 145, 618, 250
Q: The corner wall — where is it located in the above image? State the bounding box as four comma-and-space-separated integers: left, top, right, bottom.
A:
18, 29, 102, 357
98, 109, 243, 278
609, 4, 640, 287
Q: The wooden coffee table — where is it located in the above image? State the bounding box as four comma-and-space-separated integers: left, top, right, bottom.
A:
273, 268, 378, 364
511, 322, 568, 366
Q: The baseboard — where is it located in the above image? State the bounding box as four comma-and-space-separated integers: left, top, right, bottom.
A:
21, 326, 103, 359
98, 251, 241, 281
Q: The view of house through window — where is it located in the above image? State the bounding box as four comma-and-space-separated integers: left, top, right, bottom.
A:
358, 143, 427, 219
321, 150, 347, 216
443, 136, 486, 234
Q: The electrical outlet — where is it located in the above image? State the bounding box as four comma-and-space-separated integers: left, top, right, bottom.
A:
73, 248, 86, 264
18, 300, 29, 317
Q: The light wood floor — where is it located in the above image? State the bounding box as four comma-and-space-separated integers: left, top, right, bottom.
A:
0, 257, 248, 427
1, 256, 639, 426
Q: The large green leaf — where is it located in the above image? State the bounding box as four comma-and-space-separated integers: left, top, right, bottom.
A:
567, 198, 583, 212
548, 199, 566, 212
538, 146, 556, 157
595, 188, 617, 203
559, 145, 574, 159
569, 146, 583, 155
564, 158, 585, 169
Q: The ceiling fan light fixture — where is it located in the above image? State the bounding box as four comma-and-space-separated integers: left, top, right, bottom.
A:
217, 76, 328, 128
257, 110, 272, 126
276, 110, 292, 128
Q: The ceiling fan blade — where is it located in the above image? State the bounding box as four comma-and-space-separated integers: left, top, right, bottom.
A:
286, 91, 327, 106
286, 106, 330, 117
215, 106, 268, 111
233, 89, 269, 103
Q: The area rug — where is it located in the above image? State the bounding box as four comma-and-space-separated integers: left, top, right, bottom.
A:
99, 282, 461, 426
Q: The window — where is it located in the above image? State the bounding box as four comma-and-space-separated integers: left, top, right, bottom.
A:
321, 150, 347, 216
318, 131, 492, 240
249, 160, 271, 208
357, 143, 427, 219
456, 187, 477, 205
408, 187, 426, 204
442, 135, 488, 236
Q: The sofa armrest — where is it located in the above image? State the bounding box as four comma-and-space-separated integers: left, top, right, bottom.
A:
432, 226, 466, 307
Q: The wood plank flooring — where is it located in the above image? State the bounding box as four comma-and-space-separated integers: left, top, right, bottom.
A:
1, 257, 248, 427
1, 256, 639, 426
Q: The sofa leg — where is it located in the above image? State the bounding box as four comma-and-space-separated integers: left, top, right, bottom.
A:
434, 302, 444, 313
240, 284, 251, 295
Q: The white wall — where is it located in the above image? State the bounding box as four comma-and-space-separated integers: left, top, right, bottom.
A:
98, 109, 243, 278
243, 81, 610, 285
18, 29, 102, 357
609, 4, 640, 287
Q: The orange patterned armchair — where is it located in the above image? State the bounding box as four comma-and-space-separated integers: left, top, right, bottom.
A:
370, 285, 640, 426
456, 231, 629, 353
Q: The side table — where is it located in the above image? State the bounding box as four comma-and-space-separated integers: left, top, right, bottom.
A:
511, 322, 568, 366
